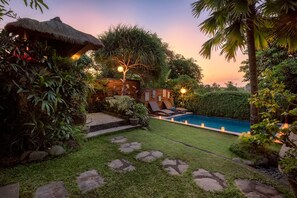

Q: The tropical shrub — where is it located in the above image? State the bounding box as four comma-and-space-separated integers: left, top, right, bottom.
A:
105, 96, 149, 126
229, 132, 279, 166
166, 74, 199, 107
249, 69, 297, 182
132, 102, 149, 126
87, 79, 109, 112
105, 96, 134, 116
0, 30, 89, 155
186, 91, 250, 120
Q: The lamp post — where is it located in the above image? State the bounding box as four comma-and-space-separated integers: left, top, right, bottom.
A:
117, 65, 128, 95
180, 87, 187, 107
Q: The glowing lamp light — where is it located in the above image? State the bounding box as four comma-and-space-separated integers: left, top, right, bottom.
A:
282, 123, 289, 129
201, 123, 205, 128
171, 118, 174, 122
221, 127, 225, 132
71, 54, 80, 60
159, 115, 162, 119
180, 88, 187, 94
185, 120, 188, 124
117, 66, 124, 73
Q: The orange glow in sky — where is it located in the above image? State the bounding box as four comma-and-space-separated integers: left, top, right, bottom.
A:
0, 0, 248, 87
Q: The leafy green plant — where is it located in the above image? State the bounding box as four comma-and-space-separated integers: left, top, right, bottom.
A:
131, 102, 149, 126
105, 95, 134, 116
0, 30, 89, 155
105, 95, 149, 126
247, 68, 297, 190
87, 78, 109, 112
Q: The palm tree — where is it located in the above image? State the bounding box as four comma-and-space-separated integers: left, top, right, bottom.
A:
191, 0, 297, 126
94, 24, 166, 95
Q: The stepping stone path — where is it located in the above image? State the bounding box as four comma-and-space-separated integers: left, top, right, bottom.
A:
76, 170, 105, 193
162, 159, 188, 176
34, 181, 68, 198
119, 142, 141, 153
108, 159, 135, 173
192, 169, 227, 192
136, 151, 163, 162
0, 183, 19, 198
111, 136, 127, 144
235, 179, 283, 198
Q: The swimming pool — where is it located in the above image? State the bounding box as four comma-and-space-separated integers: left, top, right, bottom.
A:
169, 114, 250, 134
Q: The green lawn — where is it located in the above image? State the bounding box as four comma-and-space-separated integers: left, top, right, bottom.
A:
0, 119, 293, 197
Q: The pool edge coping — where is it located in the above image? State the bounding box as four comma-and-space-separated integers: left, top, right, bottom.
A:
151, 114, 242, 136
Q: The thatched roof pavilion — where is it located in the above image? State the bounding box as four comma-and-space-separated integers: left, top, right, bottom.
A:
5, 17, 104, 58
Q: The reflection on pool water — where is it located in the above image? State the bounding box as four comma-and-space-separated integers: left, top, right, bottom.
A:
169, 114, 250, 134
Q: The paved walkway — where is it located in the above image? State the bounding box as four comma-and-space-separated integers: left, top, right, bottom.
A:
0, 135, 285, 197
77, 170, 105, 193
119, 142, 142, 153
161, 159, 189, 176
86, 113, 124, 127
136, 151, 163, 162
192, 169, 227, 192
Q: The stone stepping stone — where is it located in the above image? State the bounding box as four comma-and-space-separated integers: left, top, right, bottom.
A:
136, 151, 163, 162
34, 181, 68, 198
235, 179, 283, 198
77, 170, 105, 193
119, 142, 141, 153
108, 159, 135, 173
111, 136, 127, 144
162, 159, 189, 176
192, 169, 227, 192
0, 183, 19, 198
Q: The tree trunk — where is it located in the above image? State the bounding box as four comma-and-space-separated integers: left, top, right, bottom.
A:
121, 70, 127, 96
246, 4, 259, 127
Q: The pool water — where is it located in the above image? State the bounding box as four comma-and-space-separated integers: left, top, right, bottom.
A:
171, 114, 250, 133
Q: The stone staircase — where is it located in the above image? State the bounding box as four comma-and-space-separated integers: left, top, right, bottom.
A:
85, 112, 140, 138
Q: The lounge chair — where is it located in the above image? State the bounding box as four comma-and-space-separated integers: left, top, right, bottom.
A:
148, 101, 175, 116
163, 100, 187, 114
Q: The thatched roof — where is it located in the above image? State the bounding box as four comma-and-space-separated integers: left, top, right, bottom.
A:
5, 17, 103, 57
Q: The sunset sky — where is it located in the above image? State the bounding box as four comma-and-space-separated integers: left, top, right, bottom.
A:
1, 0, 247, 86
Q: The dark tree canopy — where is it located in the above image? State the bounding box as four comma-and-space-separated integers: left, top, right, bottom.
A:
240, 47, 297, 93
94, 24, 167, 82
168, 54, 203, 83
225, 81, 239, 91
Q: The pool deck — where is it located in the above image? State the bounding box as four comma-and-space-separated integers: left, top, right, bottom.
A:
151, 113, 242, 136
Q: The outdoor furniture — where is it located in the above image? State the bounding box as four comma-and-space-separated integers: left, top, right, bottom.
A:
148, 101, 175, 116
163, 100, 187, 114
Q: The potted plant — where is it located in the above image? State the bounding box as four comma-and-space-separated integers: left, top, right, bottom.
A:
129, 102, 149, 126
128, 103, 139, 125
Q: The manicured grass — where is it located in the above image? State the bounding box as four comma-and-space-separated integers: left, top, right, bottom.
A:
0, 119, 294, 197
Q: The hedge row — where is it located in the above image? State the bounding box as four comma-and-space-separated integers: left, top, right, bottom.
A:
185, 91, 250, 120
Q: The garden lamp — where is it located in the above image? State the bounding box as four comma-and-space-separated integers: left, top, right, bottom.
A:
117, 65, 128, 95
180, 88, 187, 107
180, 88, 187, 94
117, 66, 124, 73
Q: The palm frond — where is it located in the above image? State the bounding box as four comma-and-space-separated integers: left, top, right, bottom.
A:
199, 32, 223, 59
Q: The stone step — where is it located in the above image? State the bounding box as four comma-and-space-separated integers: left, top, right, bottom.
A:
86, 125, 141, 138
88, 120, 128, 132
86, 112, 128, 133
